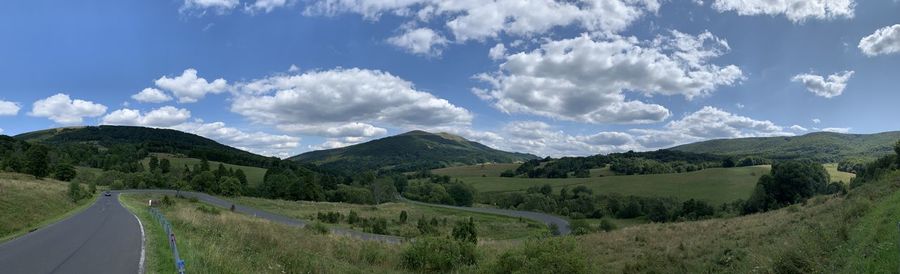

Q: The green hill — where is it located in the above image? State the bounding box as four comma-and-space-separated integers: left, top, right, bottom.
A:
290, 130, 538, 174
16, 125, 278, 169
670, 131, 900, 162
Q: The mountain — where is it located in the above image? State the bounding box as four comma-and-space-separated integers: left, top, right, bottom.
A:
289, 130, 539, 174
15, 126, 278, 168
670, 131, 900, 162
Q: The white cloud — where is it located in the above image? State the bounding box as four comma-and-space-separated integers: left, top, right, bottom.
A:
859, 24, 900, 57
791, 70, 854, 98
173, 121, 302, 158
155, 69, 229, 103
102, 106, 192, 127
475, 31, 743, 124
246, 0, 288, 13
387, 27, 448, 56
790, 125, 809, 132
488, 43, 507, 60
735, 103, 745, 109
710, 0, 855, 23
309, 136, 370, 150
29, 93, 107, 125
232, 68, 472, 138
131, 88, 173, 103
812, 118, 821, 124
289, 64, 300, 72
665, 106, 787, 139
305, 0, 660, 43
822, 127, 851, 133
0, 100, 21, 116
496, 121, 642, 157
0, 128, 3, 135
181, 0, 240, 14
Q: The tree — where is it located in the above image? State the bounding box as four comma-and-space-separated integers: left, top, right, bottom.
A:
722, 158, 736, 168
25, 145, 49, 178
895, 140, 900, 166
148, 156, 159, 172
218, 176, 242, 196
215, 163, 227, 180
88, 182, 97, 194
159, 158, 171, 174
539, 184, 553, 196
569, 219, 593, 235
399, 210, 408, 224
452, 217, 478, 244
200, 158, 210, 172
234, 169, 247, 186
53, 164, 77, 182
765, 161, 829, 204
68, 181, 85, 202
447, 182, 474, 206
191, 171, 216, 192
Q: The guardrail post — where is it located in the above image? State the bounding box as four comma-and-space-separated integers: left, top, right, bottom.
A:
149, 206, 187, 273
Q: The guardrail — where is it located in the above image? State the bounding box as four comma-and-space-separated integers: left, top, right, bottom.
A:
149, 207, 186, 274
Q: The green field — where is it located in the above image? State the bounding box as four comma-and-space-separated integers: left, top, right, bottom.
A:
0, 173, 96, 242
460, 166, 769, 205
824, 163, 856, 183
142, 153, 267, 186
230, 196, 548, 240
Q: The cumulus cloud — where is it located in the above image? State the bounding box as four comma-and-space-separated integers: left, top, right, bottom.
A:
131, 88, 173, 103
305, 0, 660, 48
822, 127, 851, 133
494, 121, 642, 157
474, 31, 743, 124
102, 106, 192, 127
155, 69, 229, 103
181, 0, 240, 14
0, 100, 21, 116
812, 118, 821, 124
29, 93, 107, 125
173, 121, 301, 158
791, 70, 854, 98
790, 125, 809, 132
859, 24, 900, 57
665, 106, 786, 139
231, 68, 472, 138
245, 0, 288, 13
387, 27, 448, 56
488, 43, 507, 60
710, 0, 855, 23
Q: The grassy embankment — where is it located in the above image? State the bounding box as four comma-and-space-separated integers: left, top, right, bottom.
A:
141, 153, 267, 186
120, 194, 407, 274
121, 170, 900, 273
230, 197, 548, 240
0, 172, 96, 243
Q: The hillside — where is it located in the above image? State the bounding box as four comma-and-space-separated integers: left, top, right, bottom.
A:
671, 131, 900, 162
0, 173, 95, 242
290, 130, 538, 174
16, 126, 278, 169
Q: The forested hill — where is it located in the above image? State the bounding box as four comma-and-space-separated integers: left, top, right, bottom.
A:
290, 130, 538, 174
15, 126, 278, 168
670, 131, 900, 162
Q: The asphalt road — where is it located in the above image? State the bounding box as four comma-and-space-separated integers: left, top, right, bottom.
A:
400, 197, 572, 235
0, 193, 143, 274
121, 189, 405, 243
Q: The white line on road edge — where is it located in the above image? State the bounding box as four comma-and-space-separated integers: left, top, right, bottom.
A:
129, 201, 146, 274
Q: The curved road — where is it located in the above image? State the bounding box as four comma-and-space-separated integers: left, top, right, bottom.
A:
0, 193, 144, 274
400, 197, 571, 235
121, 189, 405, 243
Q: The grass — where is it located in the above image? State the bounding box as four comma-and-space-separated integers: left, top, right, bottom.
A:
462, 166, 770, 205
432, 163, 520, 178
824, 163, 857, 184
141, 153, 267, 186
0, 172, 96, 243
834, 180, 900, 272
229, 196, 549, 240
118, 195, 177, 273
120, 193, 408, 274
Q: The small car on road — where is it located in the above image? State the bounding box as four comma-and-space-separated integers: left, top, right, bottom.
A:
104, 191, 111, 197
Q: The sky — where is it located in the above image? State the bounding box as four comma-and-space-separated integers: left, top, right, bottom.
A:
0, 0, 898, 158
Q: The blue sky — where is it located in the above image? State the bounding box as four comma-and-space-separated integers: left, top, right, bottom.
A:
0, 0, 898, 157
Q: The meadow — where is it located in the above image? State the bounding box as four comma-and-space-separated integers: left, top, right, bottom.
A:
229, 196, 549, 240
141, 153, 267, 186
0, 173, 96, 242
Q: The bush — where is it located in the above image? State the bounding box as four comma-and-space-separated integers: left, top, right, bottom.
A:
569, 219, 593, 235
451, 217, 477, 244
306, 222, 330, 234
53, 164, 77, 182
400, 237, 477, 272
399, 210, 408, 224
110, 180, 125, 190
196, 204, 220, 215
599, 218, 616, 232
161, 195, 175, 207
486, 237, 588, 274
68, 182, 86, 202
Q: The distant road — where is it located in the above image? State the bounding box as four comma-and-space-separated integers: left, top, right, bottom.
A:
399, 197, 571, 235
121, 189, 405, 243
0, 193, 143, 274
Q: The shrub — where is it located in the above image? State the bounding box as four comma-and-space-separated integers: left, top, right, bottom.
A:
569, 219, 593, 235
549, 223, 560, 236
599, 218, 616, 232
306, 222, 330, 234
399, 210, 408, 224
110, 180, 125, 190
161, 195, 175, 207
485, 237, 588, 274
68, 182, 85, 202
196, 204, 220, 215
400, 237, 477, 272
451, 217, 477, 244
417, 217, 438, 236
